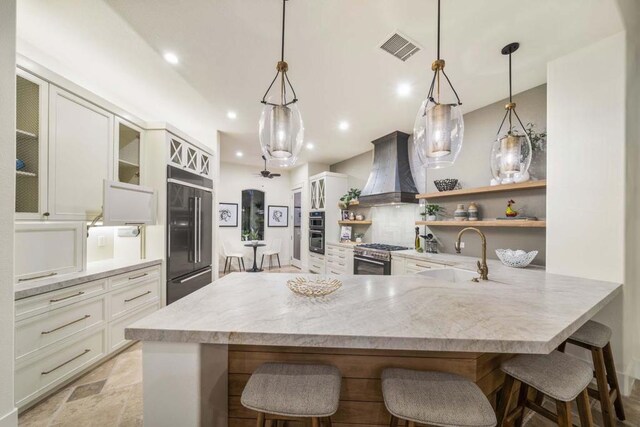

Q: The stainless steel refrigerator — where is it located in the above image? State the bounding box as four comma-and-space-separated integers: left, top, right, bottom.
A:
166, 166, 213, 304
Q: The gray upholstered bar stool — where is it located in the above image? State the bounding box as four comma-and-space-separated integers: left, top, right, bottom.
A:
381, 369, 497, 427
241, 362, 341, 427
498, 351, 594, 427
562, 320, 625, 427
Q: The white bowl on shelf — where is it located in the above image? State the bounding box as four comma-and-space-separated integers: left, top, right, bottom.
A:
495, 249, 538, 268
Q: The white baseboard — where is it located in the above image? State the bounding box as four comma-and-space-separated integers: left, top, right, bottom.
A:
0, 408, 17, 427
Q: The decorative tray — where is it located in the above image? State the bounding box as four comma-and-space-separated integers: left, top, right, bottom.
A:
287, 277, 342, 297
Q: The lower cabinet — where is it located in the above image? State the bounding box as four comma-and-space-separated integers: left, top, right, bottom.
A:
14, 263, 162, 409
308, 252, 326, 274
325, 244, 354, 275
392, 257, 447, 275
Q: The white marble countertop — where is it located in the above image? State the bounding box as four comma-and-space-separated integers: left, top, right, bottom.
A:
15, 258, 163, 300
126, 260, 621, 354
326, 241, 359, 249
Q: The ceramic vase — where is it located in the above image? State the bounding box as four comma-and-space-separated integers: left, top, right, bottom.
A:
468, 203, 478, 221
454, 204, 468, 221
427, 214, 437, 221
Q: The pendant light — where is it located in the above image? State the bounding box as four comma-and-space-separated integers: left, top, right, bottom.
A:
414, 0, 464, 169
258, 0, 304, 168
490, 42, 532, 184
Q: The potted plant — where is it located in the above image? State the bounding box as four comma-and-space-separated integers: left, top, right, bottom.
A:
348, 188, 361, 203
425, 204, 442, 221
339, 188, 362, 209
525, 122, 547, 179
355, 232, 365, 243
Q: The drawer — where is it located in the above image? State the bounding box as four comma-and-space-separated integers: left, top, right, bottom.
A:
16, 295, 106, 361
16, 279, 108, 321
109, 265, 161, 290
109, 301, 159, 353
15, 326, 106, 408
308, 263, 325, 274
326, 257, 347, 269
405, 260, 446, 273
110, 276, 160, 319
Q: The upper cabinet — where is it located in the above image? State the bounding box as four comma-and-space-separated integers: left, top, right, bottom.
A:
310, 177, 326, 210
116, 118, 142, 186
15, 70, 48, 220
48, 85, 114, 221
167, 135, 212, 179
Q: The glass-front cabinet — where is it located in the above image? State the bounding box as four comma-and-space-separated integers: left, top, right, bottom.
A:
15, 69, 48, 219
310, 177, 326, 210
117, 118, 142, 185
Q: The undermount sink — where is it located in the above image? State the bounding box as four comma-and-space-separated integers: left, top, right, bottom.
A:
417, 267, 480, 283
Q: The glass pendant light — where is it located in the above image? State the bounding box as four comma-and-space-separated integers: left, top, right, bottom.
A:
414, 0, 464, 169
490, 42, 532, 184
258, 0, 303, 168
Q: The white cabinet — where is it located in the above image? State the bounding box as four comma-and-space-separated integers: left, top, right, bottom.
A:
310, 177, 326, 210
48, 85, 114, 220
15, 263, 162, 409
14, 222, 86, 283
15, 69, 49, 220
116, 117, 143, 186
308, 252, 326, 274
167, 135, 212, 179
326, 244, 354, 275
392, 256, 447, 275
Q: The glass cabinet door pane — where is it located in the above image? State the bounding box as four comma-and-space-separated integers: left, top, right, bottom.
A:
16, 75, 41, 214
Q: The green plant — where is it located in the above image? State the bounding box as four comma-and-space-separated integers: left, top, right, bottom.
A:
525, 122, 547, 152
340, 188, 362, 207
348, 188, 361, 200
425, 204, 442, 216
355, 233, 365, 239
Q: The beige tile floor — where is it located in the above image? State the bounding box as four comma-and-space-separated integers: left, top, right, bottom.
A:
18, 264, 640, 426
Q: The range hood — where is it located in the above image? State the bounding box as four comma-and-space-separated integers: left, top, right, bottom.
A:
359, 131, 419, 205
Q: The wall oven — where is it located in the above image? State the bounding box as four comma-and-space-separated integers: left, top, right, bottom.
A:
309, 211, 325, 254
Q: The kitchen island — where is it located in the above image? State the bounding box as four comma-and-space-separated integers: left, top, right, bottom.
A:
126, 257, 620, 427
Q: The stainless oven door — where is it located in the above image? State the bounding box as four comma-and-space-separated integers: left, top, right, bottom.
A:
354, 256, 391, 275
309, 229, 325, 254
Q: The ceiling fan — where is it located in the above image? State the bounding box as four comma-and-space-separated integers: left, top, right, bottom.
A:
256, 155, 281, 179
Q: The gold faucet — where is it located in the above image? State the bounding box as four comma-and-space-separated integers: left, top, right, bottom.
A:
455, 227, 489, 281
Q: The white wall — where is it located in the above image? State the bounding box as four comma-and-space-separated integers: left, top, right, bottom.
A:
0, 1, 17, 425
87, 226, 141, 263
546, 31, 636, 391
217, 162, 293, 271
16, 0, 219, 150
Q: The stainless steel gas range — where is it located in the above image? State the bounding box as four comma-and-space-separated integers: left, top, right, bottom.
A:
353, 243, 410, 275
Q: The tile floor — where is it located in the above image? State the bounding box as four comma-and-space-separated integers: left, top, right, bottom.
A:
17, 264, 640, 426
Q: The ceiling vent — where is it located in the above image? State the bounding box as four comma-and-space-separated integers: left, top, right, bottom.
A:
379, 32, 421, 62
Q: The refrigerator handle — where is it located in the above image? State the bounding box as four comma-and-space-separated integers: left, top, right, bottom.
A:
193, 196, 198, 263
198, 196, 203, 263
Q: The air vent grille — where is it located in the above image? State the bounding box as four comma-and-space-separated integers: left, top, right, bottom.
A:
380, 32, 420, 62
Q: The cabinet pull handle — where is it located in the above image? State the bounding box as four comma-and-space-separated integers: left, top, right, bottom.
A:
124, 290, 151, 303
128, 273, 148, 280
19, 272, 57, 282
41, 349, 91, 375
50, 291, 84, 303
41, 315, 91, 335
415, 264, 432, 269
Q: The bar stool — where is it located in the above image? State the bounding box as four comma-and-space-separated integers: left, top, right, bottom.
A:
563, 320, 625, 427
381, 368, 497, 427
498, 351, 594, 427
241, 363, 341, 427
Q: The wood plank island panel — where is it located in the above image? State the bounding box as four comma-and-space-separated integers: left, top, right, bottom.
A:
415, 180, 547, 200
228, 345, 509, 426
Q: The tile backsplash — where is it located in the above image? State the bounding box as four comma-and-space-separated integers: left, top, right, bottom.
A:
371, 204, 420, 247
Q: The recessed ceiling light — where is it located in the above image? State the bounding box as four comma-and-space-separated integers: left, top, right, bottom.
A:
235, 151, 243, 157
397, 83, 412, 97
163, 52, 179, 64
306, 142, 314, 149
227, 111, 237, 119
338, 121, 350, 131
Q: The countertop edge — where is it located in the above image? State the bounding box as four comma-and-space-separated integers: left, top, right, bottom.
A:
15, 258, 163, 300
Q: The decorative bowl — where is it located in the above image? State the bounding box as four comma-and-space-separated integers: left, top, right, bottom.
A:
495, 249, 538, 268
434, 179, 459, 192
287, 277, 342, 297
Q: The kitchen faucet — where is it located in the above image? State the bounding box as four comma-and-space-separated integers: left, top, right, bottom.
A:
455, 227, 489, 281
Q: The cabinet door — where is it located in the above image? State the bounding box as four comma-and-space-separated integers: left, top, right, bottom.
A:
310, 180, 317, 210
116, 117, 142, 186
168, 138, 185, 168
48, 86, 114, 220
199, 152, 211, 178
184, 145, 199, 174
317, 178, 326, 209
16, 69, 49, 220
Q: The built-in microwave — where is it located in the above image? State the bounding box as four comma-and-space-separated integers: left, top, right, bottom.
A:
309, 211, 324, 229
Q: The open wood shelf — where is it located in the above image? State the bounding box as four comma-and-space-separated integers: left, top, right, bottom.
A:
339, 220, 372, 225
416, 219, 546, 228
416, 180, 546, 200
338, 200, 361, 208
16, 129, 37, 139
118, 158, 140, 168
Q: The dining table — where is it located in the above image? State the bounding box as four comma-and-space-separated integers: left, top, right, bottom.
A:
244, 242, 266, 272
